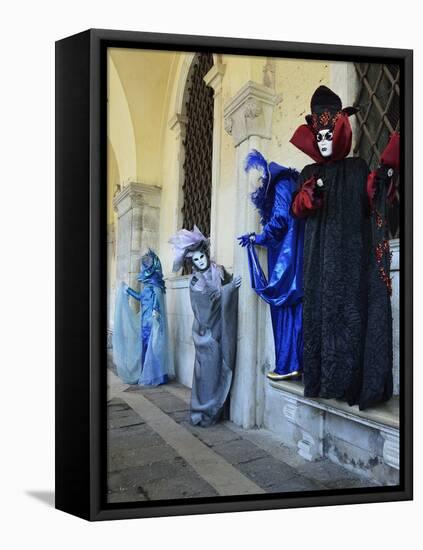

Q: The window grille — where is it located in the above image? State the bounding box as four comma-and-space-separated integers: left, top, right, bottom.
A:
353, 63, 400, 239
181, 52, 214, 239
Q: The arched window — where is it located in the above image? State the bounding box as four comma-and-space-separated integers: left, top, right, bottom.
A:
181, 53, 214, 238
353, 63, 400, 239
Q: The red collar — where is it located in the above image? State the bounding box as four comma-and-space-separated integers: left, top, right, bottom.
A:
290, 114, 353, 164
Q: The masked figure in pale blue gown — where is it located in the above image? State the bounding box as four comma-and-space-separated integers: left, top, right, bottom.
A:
113, 249, 173, 386
238, 150, 304, 381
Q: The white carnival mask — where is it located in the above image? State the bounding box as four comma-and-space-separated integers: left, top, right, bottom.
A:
192, 250, 209, 271
316, 129, 334, 157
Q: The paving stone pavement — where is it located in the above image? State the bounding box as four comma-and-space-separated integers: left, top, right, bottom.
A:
107, 372, 376, 504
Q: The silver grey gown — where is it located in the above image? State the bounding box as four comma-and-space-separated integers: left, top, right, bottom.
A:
189, 265, 239, 427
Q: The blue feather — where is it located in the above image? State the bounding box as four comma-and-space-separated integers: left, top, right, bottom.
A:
244, 149, 270, 187
245, 149, 299, 225
245, 149, 272, 225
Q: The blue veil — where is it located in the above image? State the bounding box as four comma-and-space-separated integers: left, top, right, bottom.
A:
112, 282, 141, 384
113, 250, 174, 386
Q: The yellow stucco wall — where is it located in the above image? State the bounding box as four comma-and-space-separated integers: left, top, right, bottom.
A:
269, 58, 330, 167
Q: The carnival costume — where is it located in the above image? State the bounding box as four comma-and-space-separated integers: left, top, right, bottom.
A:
238, 151, 305, 380
291, 85, 398, 409
169, 226, 240, 426
113, 249, 173, 386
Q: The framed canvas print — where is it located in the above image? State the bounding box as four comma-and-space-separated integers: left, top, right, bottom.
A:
55, 29, 413, 521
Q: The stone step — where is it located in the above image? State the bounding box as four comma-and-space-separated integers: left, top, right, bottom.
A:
264, 380, 400, 485
268, 379, 399, 429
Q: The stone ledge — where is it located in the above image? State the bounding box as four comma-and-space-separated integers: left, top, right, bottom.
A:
268, 379, 399, 430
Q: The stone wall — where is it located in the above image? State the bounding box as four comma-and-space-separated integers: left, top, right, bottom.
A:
166, 276, 195, 388
264, 381, 399, 485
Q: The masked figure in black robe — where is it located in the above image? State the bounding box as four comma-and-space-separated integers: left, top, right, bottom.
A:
291, 85, 399, 410
169, 226, 241, 426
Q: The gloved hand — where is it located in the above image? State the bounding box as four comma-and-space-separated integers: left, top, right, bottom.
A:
237, 233, 255, 247
292, 175, 324, 218
314, 177, 325, 198
209, 289, 221, 302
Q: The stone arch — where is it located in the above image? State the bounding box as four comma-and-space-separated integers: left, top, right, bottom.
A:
108, 55, 137, 184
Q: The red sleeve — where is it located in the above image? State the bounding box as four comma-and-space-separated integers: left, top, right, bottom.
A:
380, 132, 400, 171
292, 175, 322, 218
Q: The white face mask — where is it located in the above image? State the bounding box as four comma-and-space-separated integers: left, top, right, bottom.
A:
316, 129, 333, 157
192, 250, 209, 271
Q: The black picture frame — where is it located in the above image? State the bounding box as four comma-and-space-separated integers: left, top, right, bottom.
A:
55, 28, 413, 521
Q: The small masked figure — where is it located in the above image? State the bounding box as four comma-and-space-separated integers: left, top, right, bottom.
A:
169, 226, 241, 427
113, 249, 173, 386
238, 151, 304, 381
290, 85, 399, 410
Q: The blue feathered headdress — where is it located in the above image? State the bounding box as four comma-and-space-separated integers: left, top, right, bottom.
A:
245, 150, 298, 225
138, 249, 166, 292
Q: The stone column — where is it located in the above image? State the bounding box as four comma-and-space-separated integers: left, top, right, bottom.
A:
224, 81, 281, 428
204, 62, 226, 259
113, 182, 161, 310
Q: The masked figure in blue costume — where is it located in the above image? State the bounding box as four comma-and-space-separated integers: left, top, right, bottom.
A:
113, 249, 173, 386
238, 150, 305, 381
169, 226, 241, 427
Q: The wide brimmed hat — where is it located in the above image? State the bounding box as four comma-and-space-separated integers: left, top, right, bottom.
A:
305, 85, 358, 133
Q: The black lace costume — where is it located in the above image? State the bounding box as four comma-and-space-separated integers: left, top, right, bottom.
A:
298, 158, 393, 409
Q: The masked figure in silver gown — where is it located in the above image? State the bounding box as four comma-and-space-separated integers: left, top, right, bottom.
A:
169, 226, 241, 427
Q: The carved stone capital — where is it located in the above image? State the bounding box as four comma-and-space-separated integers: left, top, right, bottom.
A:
113, 182, 161, 218
224, 80, 281, 147
244, 98, 263, 119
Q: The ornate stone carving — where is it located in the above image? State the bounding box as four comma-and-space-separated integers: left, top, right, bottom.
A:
243, 99, 262, 119
224, 80, 281, 147
113, 182, 161, 217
